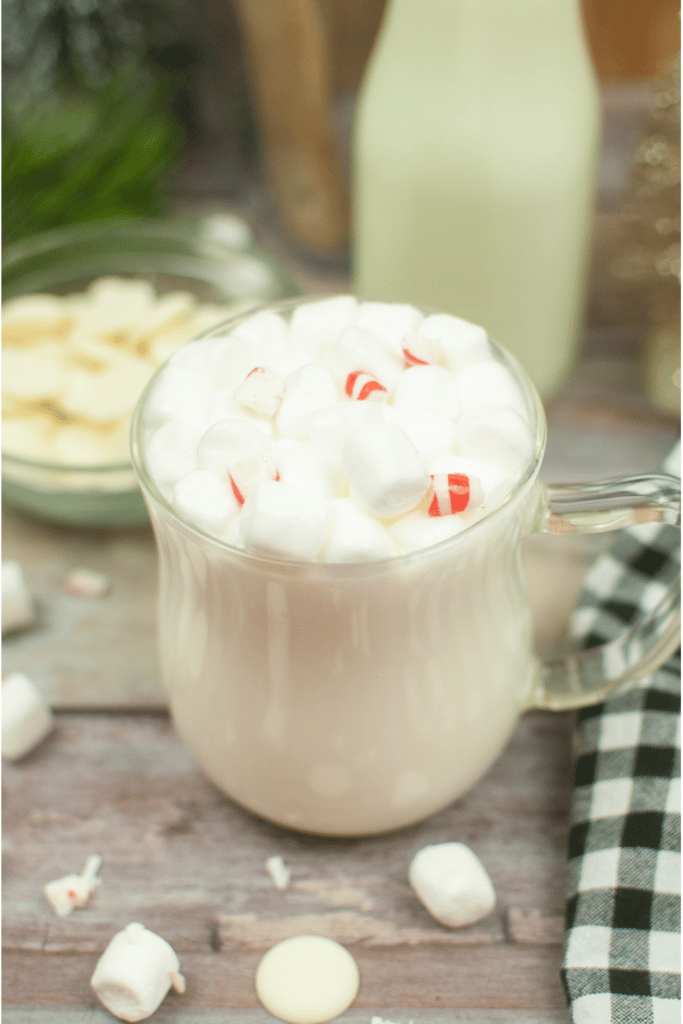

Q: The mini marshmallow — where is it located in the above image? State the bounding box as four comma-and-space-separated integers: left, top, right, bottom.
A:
64, 568, 110, 598
239, 479, 330, 560
408, 842, 496, 927
172, 470, 240, 535
276, 363, 339, 440
323, 498, 395, 562
457, 360, 527, 416
235, 366, 286, 419
289, 294, 358, 358
309, 399, 385, 455
275, 442, 347, 498
428, 473, 484, 517
145, 420, 202, 494
402, 333, 442, 368
266, 855, 291, 890
325, 325, 403, 393
345, 370, 388, 402
389, 511, 466, 554
342, 422, 430, 518
418, 313, 491, 371
209, 388, 275, 436
456, 404, 534, 473
2, 672, 54, 761
356, 300, 423, 349
44, 854, 102, 917
393, 364, 462, 420
389, 407, 458, 467
2, 561, 35, 634
229, 309, 288, 353
90, 922, 185, 1022
197, 420, 276, 504
142, 364, 214, 430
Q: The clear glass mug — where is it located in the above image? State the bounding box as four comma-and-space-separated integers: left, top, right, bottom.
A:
131, 297, 680, 836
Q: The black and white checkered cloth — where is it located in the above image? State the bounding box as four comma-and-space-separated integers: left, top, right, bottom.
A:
562, 445, 681, 1024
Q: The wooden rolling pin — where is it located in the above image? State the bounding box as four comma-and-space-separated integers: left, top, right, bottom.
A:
233, 0, 350, 256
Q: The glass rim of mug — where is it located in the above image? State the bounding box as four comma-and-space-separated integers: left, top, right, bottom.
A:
130, 295, 548, 574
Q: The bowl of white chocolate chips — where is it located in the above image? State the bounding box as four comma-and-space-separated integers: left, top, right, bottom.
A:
1, 217, 297, 526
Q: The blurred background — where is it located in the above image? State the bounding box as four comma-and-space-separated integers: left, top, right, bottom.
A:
3, 0, 680, 416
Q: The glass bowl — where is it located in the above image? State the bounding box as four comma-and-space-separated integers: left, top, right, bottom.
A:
2, 217, 299, 527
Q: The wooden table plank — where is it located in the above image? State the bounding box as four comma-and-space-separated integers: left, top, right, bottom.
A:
3, 709, 572, 1017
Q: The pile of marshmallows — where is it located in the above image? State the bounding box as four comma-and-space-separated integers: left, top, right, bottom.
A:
141, 296, 535, 561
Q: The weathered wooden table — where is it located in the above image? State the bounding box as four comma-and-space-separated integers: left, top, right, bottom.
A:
2, 213, 679, 1022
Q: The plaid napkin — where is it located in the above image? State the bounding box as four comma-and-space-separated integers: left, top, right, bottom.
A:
562, 444, 681, 1024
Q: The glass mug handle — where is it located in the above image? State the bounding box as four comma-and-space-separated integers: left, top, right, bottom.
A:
529, 473, 681, 711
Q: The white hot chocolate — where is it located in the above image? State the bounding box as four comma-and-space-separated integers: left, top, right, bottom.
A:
135, 297, 543, 835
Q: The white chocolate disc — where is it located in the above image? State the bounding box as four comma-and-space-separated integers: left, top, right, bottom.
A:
255, 935, 360, 1024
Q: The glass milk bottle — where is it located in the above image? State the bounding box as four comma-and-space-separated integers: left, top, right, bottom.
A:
352, 0, 602, 398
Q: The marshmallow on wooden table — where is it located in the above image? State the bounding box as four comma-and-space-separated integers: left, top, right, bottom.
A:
418, 313, 491, 371
323, 498, 395, 562
309, 400, 384, 455
144, 420, 202, 494
266, 855, 291, 890
90, 922, 185, 1023
44, 853, 102, 917
239, 479, 331, 560
324, 325, 403, 394
276, 363, 339, 440
64, 567, 110, 598
2, 560, 35, 634
409, 842, 496, 927
356, 300, 423, 348
289, 294, 358, 358
142, 364, 214, 430
393, 364, 462, 420
456, 404, 534, 473
2, 672, 54, 761
172, 470, 240, 536
274, 442, 347, 499
342, 422, 430, 518
197, 420, 276, 504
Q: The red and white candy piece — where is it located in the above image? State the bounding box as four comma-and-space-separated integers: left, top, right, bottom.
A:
428, 473, 484, 517
44, 854, 102, 917
402, 333, 442, 368
345, 370, 388, 402
234, 366, 286, 419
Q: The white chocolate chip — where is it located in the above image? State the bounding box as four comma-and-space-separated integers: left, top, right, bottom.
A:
255, 935, 360, 1024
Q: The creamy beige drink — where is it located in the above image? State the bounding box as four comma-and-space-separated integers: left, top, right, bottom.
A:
133, 296, 546, 834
